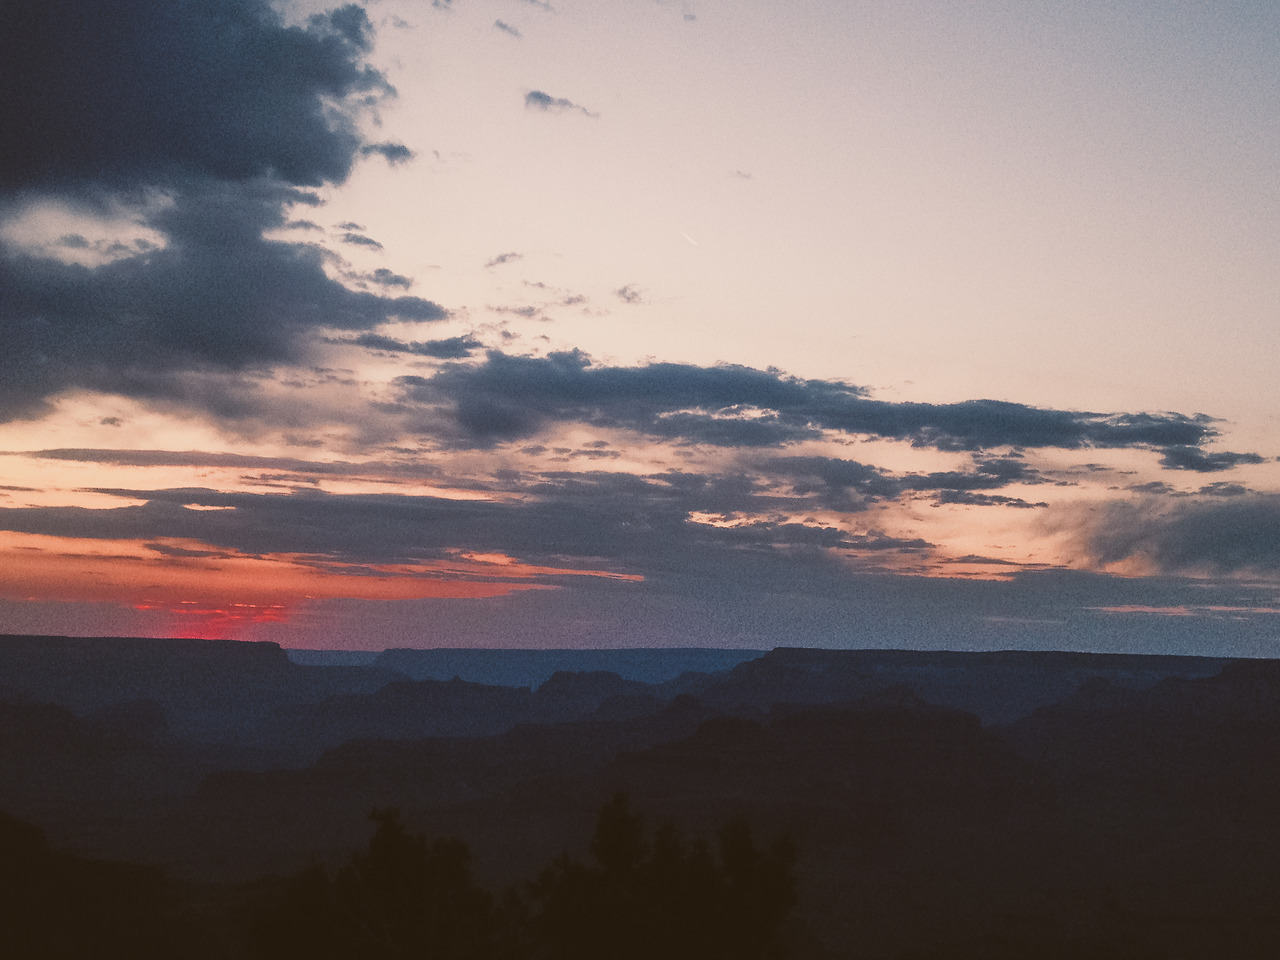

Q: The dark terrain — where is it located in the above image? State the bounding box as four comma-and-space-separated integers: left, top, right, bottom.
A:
2, 634, 1278, 958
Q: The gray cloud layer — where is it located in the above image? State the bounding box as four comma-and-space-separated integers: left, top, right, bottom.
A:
1081, 495, 1280, 575
394, 350, 1239, 460
0, 1, 444, 420
3, 479, 1277, 653
1, 1, 388, 192
3, 3, 1276, 654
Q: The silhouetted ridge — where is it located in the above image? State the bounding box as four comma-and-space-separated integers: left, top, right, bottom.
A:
0, 633, 404, 747
534, 669, 650, 719
0, 811, 173, 959
702, 646, 1230, 723
373, 647, 763, 687
1000, 655, 1280, 934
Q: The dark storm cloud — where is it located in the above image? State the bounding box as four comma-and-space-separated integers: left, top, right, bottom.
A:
1080, 494, 1280, 574
0, 0, 442, 421
947, 555, 1028, 567
932, 491, 1048, 509
1127, 481, 1176, 496
394, 350, 1231, 457
489, 305, 544, 319
905, 458, 1046, 492
0, 457, 941, 576
338, 333, 483, 359
509, 469, 769, 520
143, 541, 236, 559
768, 456, 901, 505
0, 180, 446, 419
616, 284, 643, 304
647, 412, 818, 448
0, 1, 393, 193
494, 20, 523, 38
841, 403, 1215, 452
765, 455, 1050, 510
0, 450, 996, 579
485, 252, 523, 268
0, 482, 713, 569
396, 350, 852, 446
367, 268, 414, 289
340, 232, 385, 249
1157, 445, 1266, 472
11, 481, 1280, 654
1197, 482, 1250, 498
361, 143, 415, 165
524, 91, 598, 117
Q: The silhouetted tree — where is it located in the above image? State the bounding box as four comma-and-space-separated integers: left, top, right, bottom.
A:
251, 862, 349, 960
254, 798, 795, 960
253, 809, 504, 960
0, 810, 172, 959
528, 794, 796, 960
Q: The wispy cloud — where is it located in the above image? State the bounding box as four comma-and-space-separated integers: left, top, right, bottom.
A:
361, 143, 415, 165
1072, 494, 1280, 575
1157, 446, 1266, 472
366, 268, 413, 289
340, 232, 385, 250
525, 90, 598, 118
335, 333, 483, 359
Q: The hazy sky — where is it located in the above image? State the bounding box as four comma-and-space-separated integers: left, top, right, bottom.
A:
2, 0, 1278, 653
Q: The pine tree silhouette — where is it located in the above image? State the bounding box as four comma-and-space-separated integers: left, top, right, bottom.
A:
528, 794, 796, 960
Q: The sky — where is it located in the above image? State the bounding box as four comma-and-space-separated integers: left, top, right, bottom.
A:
1, 0, 1278, 654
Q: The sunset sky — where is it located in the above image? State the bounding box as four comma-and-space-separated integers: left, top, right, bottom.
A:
2, 0, 1278, 654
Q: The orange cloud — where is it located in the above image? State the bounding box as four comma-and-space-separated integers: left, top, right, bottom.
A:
1085, 604, 1280, 618
0, 532, 640, 639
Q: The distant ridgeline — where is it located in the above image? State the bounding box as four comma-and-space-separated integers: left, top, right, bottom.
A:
0, 635, 1233, 727
0, 635, 1235, 754
297, 646, 766, 688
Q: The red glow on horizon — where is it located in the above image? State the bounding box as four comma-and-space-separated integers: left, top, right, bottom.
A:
133, 600, 293, 640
